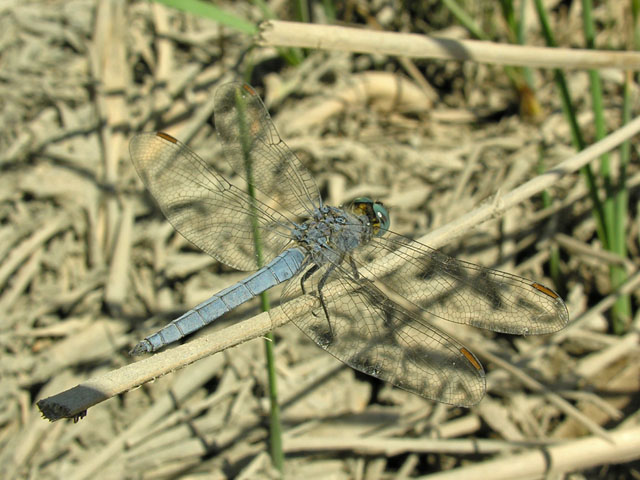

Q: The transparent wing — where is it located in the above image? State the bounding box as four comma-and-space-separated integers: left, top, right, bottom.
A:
129, 132, 294, 271
214, 83, 322, 219
280, 261, 486, 406
354, 231, 569, 335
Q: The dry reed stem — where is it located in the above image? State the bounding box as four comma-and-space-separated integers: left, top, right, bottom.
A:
258, 21, 640, 70
420, 424, 640, 480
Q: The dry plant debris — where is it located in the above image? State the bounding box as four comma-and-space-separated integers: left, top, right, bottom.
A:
1, 1, 639, 479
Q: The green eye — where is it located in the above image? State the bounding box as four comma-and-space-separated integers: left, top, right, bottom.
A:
372, 202, 390, 237
352, 197, 390, 237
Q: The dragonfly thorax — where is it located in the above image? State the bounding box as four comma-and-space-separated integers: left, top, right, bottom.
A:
293, 206, 373, 265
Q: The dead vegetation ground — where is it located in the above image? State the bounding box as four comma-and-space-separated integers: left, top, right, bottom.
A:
1, 1, 639, 479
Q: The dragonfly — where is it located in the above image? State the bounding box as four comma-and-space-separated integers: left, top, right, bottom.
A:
129, 82, 569, 406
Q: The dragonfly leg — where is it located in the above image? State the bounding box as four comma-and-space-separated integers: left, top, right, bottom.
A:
300, 264, 329, 324
347, 256, 360, 279
300, 263, 319, 295
299, 261, 337, 342
315, 262, 340, 341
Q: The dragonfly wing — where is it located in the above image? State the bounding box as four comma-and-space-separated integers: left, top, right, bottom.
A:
214, 83, 322, 219
130, 132, 293, 271
354, 232, 569, 335
280, 261, 486, 406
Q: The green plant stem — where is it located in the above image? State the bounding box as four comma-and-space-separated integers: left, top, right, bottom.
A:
516, 0, 535, 88
582, 0, 631, 332
321, 0, 337, 22
609, 70, 634, 334
263, 325, 284, 471
633, 0, 640, 49
295, 0, 310, 23
235, 87, 284, 473
250, 0, 304, 65
499, 0, 517, 41
533, 0, 609, 252
538, 151, 563, 296
442, 0, 532, 113
582, 0, 615, 247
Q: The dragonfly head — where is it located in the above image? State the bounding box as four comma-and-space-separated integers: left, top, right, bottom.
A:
351, 197, 390, 237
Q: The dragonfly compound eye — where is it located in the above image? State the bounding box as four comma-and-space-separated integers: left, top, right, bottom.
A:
372, 202, 390, 237
351, 197, 390, 237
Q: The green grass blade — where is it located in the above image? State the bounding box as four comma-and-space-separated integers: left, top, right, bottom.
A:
153, 0, 257, 34
153, 0, 301, 65
441, 0, 488, 40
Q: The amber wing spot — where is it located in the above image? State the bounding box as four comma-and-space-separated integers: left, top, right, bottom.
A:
242, 84, 257, 96
531, 282, 559, 299
156, 131, 178, 144
460, 347, 482, 371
